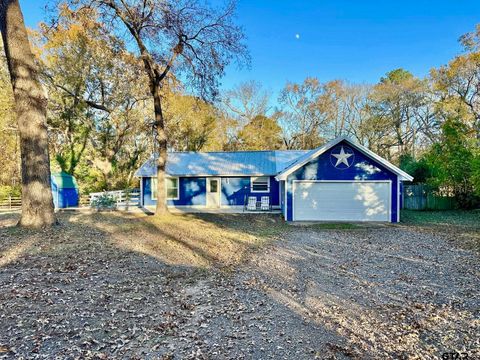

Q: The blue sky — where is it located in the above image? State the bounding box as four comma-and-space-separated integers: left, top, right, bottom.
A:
20, 0, 480, 97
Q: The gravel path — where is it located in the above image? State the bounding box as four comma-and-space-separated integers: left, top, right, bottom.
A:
0, 214, 479, 359
176, 225, 480, 359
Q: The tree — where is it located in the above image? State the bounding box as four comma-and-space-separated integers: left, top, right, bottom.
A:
424, 117, 477, 208
164, 93, 226, 151
0, 38, 19, 190
0, 0, 56, 227
278, 78, 330, 149
222, 81, 271, 127
431, 28, 480, 140
35, 6, 151, 181
236, 115, 283, 150
368, 69, 435, 159
67, 0, 247, 215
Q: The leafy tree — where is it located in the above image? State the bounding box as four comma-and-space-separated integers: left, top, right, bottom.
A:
431, 33, 480, 139
424, 117, 477, 208
164, 93, 226, 151
0, 39, 19, 191
369, 69, 436, 159
35, 6, 152, 190
398, 154, 432, 184
236, 115, 283, 150
0, 0, 56, 227
66, 0, 248, 215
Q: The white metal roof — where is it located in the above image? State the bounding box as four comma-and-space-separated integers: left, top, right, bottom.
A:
135, 150, 309, 177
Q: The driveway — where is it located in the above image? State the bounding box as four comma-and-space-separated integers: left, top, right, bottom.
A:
0, 212, 478, 359
179, 225, 480, 359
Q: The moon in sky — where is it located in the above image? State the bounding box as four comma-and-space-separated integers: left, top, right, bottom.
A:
295, 33, 300, 39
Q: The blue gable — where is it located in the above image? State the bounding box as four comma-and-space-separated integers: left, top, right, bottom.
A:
285, 140, 399, 222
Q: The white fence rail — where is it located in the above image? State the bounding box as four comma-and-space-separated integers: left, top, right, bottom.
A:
89, 189, 140, 208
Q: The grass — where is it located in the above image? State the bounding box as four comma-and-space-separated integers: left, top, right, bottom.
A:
401, 209, 480, 253
0, 211, 287, 270
401, 209, 480, 228
304, 222, 362, 230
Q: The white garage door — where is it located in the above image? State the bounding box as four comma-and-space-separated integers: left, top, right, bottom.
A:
293, 181, 391, 222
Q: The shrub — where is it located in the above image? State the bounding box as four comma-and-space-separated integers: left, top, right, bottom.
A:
90, 192, 117, 210
0, 185, 21, 201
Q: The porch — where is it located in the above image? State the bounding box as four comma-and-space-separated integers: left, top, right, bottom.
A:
144, 205, 281, 214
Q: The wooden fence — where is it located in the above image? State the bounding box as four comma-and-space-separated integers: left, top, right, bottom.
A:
403, 184, 456, 210
0, 196, 22, 211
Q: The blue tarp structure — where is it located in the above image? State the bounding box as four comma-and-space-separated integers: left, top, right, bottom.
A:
51, 172, 79, 208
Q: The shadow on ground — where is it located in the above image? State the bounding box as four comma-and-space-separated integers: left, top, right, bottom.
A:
0, 211, 478, 358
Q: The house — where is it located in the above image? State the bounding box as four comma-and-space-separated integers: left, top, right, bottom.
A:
135, 136, 413, 222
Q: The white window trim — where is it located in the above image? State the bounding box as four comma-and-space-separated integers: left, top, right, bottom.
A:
166, 177, 180, 200
151, 177, 158, 200
151, 177, 180, 201
250, 176, 270, 193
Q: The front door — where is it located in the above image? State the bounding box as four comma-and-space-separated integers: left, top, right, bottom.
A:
206, 178, 221, 208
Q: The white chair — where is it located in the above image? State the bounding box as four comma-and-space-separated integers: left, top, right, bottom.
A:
260, 196, 270, 211
247, 196, 257, 211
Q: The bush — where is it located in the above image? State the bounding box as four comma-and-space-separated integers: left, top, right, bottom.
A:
90, 192, 117, 210
0, 185, 21, 201
399, 154, 432, 184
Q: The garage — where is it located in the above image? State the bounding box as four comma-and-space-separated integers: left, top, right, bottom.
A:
275, 137, 414, 222
293, 181, 391, 221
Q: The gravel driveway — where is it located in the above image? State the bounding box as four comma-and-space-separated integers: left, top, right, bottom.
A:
177, 225, 480, 359
1, 213, 479, 359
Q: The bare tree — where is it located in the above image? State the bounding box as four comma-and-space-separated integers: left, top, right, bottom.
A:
0, 0, 56, 227
222, 80, 271, 126
67, 0, 248, 215
277, 78, 330, 149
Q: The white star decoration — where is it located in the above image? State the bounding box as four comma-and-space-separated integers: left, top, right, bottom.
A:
332, 146, 353, 167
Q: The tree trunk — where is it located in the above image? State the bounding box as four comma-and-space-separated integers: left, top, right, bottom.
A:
0, 0, 57, 227
152, 82, 168, 215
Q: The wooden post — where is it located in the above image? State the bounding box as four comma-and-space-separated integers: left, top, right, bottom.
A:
9, 195, 11, 210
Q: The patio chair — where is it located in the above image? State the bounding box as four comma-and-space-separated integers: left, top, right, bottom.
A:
260, 196, 270, 211
247, 196, 257, 211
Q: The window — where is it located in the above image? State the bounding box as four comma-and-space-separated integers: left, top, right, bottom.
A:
166, 177, 179, 200
151, 178, 158, 200
209, 179, 219, 193
251, 176, 270, 193
150, 177, 179, 200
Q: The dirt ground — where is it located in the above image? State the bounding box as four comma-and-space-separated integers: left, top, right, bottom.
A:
0, 211, 479, 359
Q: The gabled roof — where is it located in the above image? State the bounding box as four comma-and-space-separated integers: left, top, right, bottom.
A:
275, 136, 414, 181
135, 150, 309, 177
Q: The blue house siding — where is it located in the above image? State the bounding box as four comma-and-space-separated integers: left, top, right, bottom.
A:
142, 177, 207, 206
221, 176, 280, 207
142, 176, 280, 207
285, 141, 399, 222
